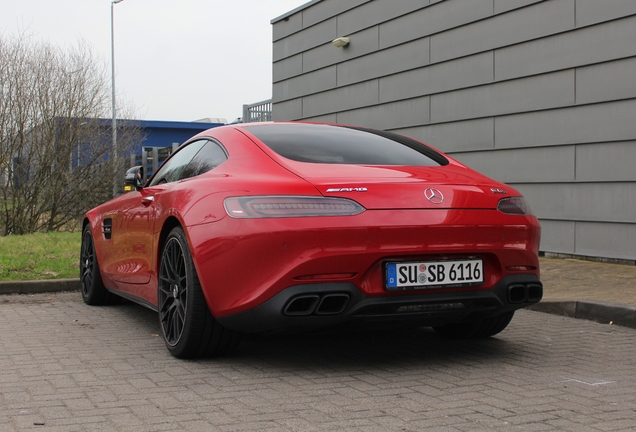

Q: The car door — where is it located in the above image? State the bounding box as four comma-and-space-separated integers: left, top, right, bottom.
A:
107, 140, 209, 288
97, 188, 159, 288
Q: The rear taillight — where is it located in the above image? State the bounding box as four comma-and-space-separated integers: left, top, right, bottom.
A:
497, 197, 533, 215
224, 196, 365, 218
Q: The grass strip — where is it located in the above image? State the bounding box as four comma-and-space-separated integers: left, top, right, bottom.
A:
0, 232, 81, 281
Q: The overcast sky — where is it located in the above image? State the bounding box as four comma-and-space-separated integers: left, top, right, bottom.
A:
1, 0, 307, 123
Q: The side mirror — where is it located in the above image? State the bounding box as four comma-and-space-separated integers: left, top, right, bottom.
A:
124, 166, 144, 191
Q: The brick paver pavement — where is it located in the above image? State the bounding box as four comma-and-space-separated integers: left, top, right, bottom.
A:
1, 292, 636, 431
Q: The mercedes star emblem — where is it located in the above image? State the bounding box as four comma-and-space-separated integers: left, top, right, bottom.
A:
424, 188, 444, 204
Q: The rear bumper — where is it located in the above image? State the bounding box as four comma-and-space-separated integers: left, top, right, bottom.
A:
217, 274, 542, 334
189, 209, 541, 318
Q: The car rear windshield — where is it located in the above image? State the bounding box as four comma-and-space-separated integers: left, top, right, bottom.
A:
243, 124, 448, 166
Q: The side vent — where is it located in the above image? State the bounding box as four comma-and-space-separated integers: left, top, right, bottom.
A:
102, 219, 113, 240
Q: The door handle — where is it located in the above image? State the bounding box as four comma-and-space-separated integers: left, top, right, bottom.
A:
141, 195, 155, 206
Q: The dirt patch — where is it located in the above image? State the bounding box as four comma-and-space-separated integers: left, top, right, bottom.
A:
0, 291, 80, 304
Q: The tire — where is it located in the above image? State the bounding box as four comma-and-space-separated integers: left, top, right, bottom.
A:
433, 311, 515, 339
158, 226, 241, 359
80, 224, 119, 305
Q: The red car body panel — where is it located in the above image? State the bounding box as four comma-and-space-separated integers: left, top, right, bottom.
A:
187, 209, 539, 317
85, 122, 541, 332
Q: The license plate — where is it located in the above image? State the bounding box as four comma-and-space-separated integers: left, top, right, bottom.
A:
386, 259, 483, 290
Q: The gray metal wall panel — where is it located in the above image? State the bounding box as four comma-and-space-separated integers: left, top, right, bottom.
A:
272, 98, 303, 121
302, 80, 379, 118
574, 222, 636, 260
337, 0, 429, 36
273, 18, 337, 62
431, 70, 574, 123
513, 183, 636, 223
495, 15, 636, 81
536, 219, 576, 254
302, 114, 338, 123
379, 52, 493, 103
494, 99, 636, 148
379, 0, 493, 49
336, 97, 430, 130
576, 0, 636, 27
273, 66, 337, 103
273, 11, 303, 41
396, 118, 494, 153
452, 145, 575, 183
302, 0, 370, 28
271, 0, 636, 260
273, 54, 303, 83
302, 26, 379, 74
494, 0, 544, 14
576, 57, 636, 105
430, 0, 574, 63
337, 38, 429, 87
576, 142, 636, 182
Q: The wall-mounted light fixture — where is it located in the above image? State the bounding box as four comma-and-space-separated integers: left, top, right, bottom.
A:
332, 36, 350, 48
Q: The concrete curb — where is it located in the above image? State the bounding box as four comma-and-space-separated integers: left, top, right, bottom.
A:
0, 278, 81, 295
1, 281, 635, 330
529, 300, 636, 329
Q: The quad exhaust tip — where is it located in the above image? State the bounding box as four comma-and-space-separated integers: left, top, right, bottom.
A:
316, 293, 350, 315
283, 293, 350, 316
507, 283, 543, 304
283, 295, 320, 316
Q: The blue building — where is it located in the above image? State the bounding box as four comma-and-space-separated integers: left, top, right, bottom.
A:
135, 119, 224, 149
127, 119, 225, 178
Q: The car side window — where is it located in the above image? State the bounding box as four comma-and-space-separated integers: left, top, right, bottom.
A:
180, 141, 228, 181
148, 140, 207, 186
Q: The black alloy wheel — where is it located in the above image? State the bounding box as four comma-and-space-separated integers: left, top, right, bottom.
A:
158, 226, 240, 358
80, 224, 117, 305
158, 232, 189, 348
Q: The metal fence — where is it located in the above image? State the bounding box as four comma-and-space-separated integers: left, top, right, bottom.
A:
242, 99, 272, 123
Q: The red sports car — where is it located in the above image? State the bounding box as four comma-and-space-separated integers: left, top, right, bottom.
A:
81, 122, 542, 358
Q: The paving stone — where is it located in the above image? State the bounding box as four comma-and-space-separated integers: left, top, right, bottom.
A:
1, 264, 636, 431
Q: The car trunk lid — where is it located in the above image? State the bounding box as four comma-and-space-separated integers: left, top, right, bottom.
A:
275, 161, 510, 210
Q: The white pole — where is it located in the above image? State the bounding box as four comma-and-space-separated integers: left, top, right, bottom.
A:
111, 0, 124, 196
